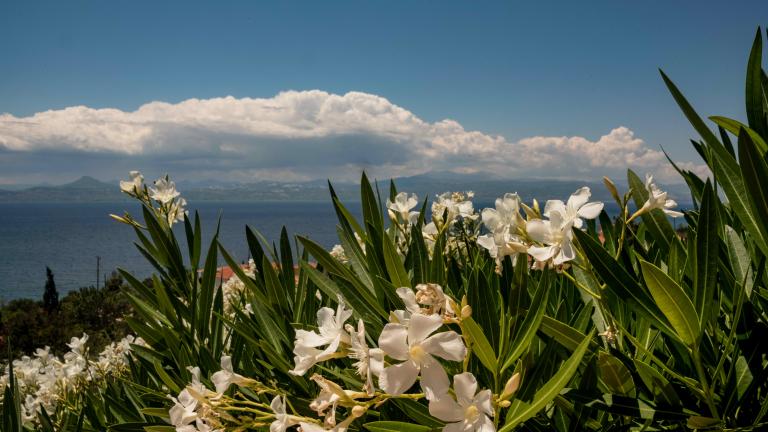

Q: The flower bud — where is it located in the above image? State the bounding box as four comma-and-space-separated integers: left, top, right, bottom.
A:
498, 400, 512, 408
461, 305, 472, 319
502, 372, 521, 398
351, 405, 367, 418
603, 176, 621, 204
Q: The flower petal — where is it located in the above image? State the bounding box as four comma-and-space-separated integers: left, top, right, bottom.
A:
543, 200, 565, 218
294, 329, 328, 348
379, 360, 419, 395
428, 395, 464, 422
453, 372, 478, 406
553, 239, 576, 265
526, 220, 551, 244
444, 423, 465, 432
474, 389, 494, 416
420, 354, 450, 400
396, 287, 421, 314
528, 245, 556, 262
567, 187, 591, 211
407, 313, 443, 344
378, 323, 409, 361
577, 202, 604, 219
481, 208, 501, 231
422, 331, 466, 361
477, 415, 495, 432
476, 234, 498, 257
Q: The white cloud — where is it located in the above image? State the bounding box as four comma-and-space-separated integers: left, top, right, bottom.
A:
0, 90, 704, 183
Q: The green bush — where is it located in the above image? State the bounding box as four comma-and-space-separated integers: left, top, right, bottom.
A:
0, 272, 133, 358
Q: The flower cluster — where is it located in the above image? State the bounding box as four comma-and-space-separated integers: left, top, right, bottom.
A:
219, 258, 257, 317
113, 171, 188, 227
423, 191, 479, 255
279, 286, 503, 432
330, 176, 682, 272
0, 334, 145, 427
164, 283, 514, 432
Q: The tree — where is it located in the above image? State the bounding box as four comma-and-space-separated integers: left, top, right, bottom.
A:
43, 267, 59, 313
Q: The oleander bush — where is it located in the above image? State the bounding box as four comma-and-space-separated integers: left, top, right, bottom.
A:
3, 27, 768, 432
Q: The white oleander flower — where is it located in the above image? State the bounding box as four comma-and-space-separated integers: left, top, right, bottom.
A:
428, 372, 494, 432
433, 191, 476, 224
66, 333, 89, 356
390, 287, 424, 324
169, 389, 199, 428
543, 187, 604, 229
387, 192, 419, 220
481, 193, 522, 233
270, 395, 301, 432
422, 221, 439, 252
638, 174, 683, 218
329, 244, 348, 263
168, 197, 188, 225
211, 356, 249, 394
290, 299, 353, 375
120, 171, 144, 194
345, 319, 384, 395
308, 374, 363, 428
415, 283, 453, 316
150, 176, 181, 204
378, 313, 466, 400
477, 231, 528, 265
526, 212, 576, 266
396, 284, 454, 317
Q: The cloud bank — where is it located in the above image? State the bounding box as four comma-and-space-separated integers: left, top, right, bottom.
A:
0, 90, 706, 184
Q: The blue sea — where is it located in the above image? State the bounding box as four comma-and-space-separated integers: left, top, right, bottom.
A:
0, 200, 660, 301
0, 201, 362, 301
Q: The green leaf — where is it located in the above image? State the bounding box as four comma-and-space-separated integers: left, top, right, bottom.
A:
746, 28, 767, 138
539, 315, 593, 352
463, 317, 498, 373
363, 421, 431, 432
598, 352, 635, 396
693, 181, 719, 328
724, 226, 754, 300
360, 172, 384, 236
565, 391, 688, 421
298, 236, 388, 320
392, 399, 444, 428
633, 360, 681, 407
738, 127, 768, 243
639, 260, 700, 346
382, 233, 410, 288
661, 69, 768, 255
500, 272, 551, 373
573, 229, 677, 339
501, 331, 593, 430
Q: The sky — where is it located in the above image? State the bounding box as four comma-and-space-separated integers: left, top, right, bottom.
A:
0, 0, 765, 186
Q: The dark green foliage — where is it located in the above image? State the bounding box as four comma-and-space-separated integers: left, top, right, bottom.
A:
42, 267, 58, 313
0, 272, 133, 358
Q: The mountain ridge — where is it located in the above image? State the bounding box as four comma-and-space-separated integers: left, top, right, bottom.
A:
0, 174, 693, 204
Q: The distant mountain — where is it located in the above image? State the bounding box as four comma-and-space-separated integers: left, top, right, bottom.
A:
0, 176, 125, 202
0, 173, 693, 205
60, 176, 112, 189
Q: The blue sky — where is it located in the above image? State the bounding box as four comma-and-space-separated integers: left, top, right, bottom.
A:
0, 1, 765, 185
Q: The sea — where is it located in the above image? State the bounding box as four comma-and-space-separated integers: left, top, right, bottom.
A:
0, 200, 659, 301
0, 201, 362, 301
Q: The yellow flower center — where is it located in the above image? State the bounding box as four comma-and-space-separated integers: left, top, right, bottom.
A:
409, 345, 426, 363
464, 404, 480, 421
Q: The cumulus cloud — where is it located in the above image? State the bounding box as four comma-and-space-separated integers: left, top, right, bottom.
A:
0, 90, 704, 183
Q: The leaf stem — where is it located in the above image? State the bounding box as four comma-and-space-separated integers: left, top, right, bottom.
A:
692, 347, 720, 420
